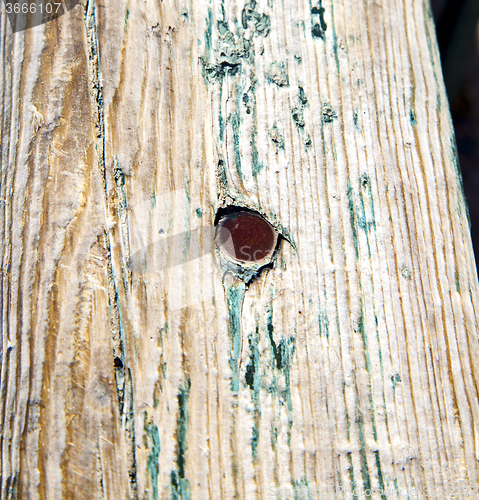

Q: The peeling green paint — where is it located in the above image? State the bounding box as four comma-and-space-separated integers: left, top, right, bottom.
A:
242, 0, 271, 35
292, 105, 305, 128
391, 373, 401, 390
322, 103, 337, 123
304, 135, 312, 150
201, 1, 270, 84
291, 86, 310, 131
217, 159, 229, 193
265, 61, 290, 87
401, 266, 412, 280
311, 0, 327, 39
298, 86, 308, 105
270, 124, 285, 150
195, 208, 203, 218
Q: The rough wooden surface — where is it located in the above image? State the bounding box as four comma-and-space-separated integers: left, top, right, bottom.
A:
1, 0, 479, 498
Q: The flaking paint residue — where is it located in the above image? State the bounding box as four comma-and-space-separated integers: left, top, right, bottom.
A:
265, 62, 289, 87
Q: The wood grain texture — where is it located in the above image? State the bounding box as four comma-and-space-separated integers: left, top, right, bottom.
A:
1, 0, 479, 498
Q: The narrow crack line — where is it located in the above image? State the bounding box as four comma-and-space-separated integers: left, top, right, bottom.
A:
83, 1, 138, 497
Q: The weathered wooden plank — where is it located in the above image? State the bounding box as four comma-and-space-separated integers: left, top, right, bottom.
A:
1, 0, 479, 498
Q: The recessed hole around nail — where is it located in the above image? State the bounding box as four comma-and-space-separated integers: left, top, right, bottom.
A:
215, 208, 278, 264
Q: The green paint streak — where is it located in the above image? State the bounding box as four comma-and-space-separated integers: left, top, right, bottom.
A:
124, 6, 129, 31
267, 306, 295, 444
292, 479, 312, 500
245, 327, 261, 460
114, 158, 131, 296
394, 478, 401, 498
227, 282, 246, 392
159, 327, 167, 380
345, 411, 351, 440
219, 82, 225, 142
329, 2, 340, 73
410, 110, 417, 126
251, 127, 263, 177
347, 181, 359, 259
271, 424, 278, 452
281, 338, 295, 442
144, 414, 161, 500
451, 139, 471, 226
391, 373, 401, 390
318, 310, 329, 338
355, 402, 372, 497
353, 111, 360, 130
348, 454, 358, 499
195, 208, 203, 218
374, 451, 387, 500
358, 175, 373, 258
205, 9, 213, 56
231, 112, 243, 181
171, 379, 191, 500
456, 271, 460, 292
267, 308, 282, 370
245, 78, 264, 178
356, 310, 378, 441
151, 189, 156, 210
